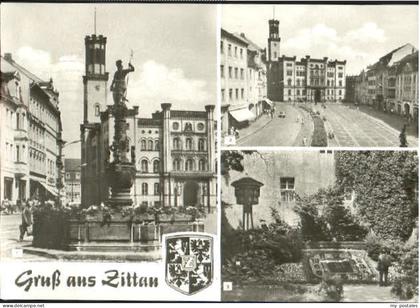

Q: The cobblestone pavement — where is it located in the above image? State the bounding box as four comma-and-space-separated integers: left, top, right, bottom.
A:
0, 213, 50, 261
314, 104, 418, 147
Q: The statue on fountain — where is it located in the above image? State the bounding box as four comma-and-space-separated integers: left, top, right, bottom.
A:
106, 59, 137, 207
110, 59, 135, 105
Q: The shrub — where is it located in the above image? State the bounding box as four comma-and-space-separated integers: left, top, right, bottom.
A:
311, 116, 328, 147
391, 242, 418, 300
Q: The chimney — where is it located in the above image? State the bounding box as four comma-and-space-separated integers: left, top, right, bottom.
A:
240, 33, 245, 38
4, 53, 12, 61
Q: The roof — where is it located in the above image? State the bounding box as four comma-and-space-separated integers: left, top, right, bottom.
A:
1, 55, 44, 83
237, 33, 263, 52
221, 28, 249, 46
231, 177, 264, 188
65, 158, 81, 171
396, 51, 418, 74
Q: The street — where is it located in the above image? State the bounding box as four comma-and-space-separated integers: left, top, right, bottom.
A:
235, 103, 418, 147
237, 103, 312, 146
0, 213, 50, 261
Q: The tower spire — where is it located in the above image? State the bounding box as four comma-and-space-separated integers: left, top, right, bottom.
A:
94, 7, 97, 35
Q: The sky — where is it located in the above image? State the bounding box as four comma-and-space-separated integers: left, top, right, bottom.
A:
1, 3, 216, 158
223, 4, 418, 74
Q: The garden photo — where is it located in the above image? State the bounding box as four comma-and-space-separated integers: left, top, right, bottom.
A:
221, 150, 418, 302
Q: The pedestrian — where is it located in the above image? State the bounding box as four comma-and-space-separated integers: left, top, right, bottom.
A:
399, 125, 408, 147
377, 249, 392, 286
302, 137, 307, 146
3, 198, 10, 214
19, 201, 33, 241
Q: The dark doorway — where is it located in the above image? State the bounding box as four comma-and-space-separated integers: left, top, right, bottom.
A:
183, 181, 199, 206
404, 103, 410, 116
314, 89, 321, 103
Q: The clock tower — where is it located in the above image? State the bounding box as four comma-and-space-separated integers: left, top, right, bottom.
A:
83, 34, 109, 123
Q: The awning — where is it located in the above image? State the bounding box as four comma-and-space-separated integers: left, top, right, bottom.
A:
261, 98, 273, 107
229, 108, 255, 122
38, 181, 58, 197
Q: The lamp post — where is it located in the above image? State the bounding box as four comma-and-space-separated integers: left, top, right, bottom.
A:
231, 177, 264, 230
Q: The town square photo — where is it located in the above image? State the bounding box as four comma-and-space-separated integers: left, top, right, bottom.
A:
220, 4, 419, 147
0, 3, 218, 266
221, 149, 418, 302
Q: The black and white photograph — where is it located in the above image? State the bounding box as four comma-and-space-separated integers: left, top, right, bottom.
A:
221, 149, 418, 302
220, 5, 419, 147
0, 2, 218, 268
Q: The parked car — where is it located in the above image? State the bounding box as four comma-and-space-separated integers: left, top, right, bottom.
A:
278, 111, 286, 118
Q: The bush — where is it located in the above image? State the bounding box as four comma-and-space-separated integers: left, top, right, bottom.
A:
391, 242, 418, 300
311, 116, 328, 147
317, 275, 344, 302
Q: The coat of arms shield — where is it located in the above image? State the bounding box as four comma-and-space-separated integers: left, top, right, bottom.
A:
164, 232, 213, 295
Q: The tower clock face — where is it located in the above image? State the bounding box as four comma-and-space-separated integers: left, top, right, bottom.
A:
95, 85, 101, 91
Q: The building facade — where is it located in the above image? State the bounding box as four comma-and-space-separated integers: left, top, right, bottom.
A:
395, 51, 418, 120
220, 28, 255, 134
267, 19, 346, 103
223, 150, 336, 228
355, 43, 417, 112
1, 53, 63, 205
64, 158, 81, 203
81, 33, 217, 211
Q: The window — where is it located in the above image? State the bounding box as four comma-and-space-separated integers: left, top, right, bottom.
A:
338, 72, 343, 78
240, 68, 244, 80
198, 159, 206, 171
228, 44, 232, 56
235, 89, 239, 100
273, 52, 277, 59
16, 113, 20, 129
228, 66, 232, 78
287, 70, 293, 76
220, 41, 224, 54
220, 65, 224, 78
153, 160, 160, 173
288, 89, 291, 95
234, 46, 237, 57
221, 89, 225, 101
141, 160, 148, 173
186, 138, 193, 150
173, 138, 181, 150
185, 159, 194, 171
142, 183, 148, 195
297, 89, 300, 95
172, 122, 179, 130
154, 183, 160, 195
94, 103, 100, 116
16, 145, 20, 162
155, 140, 159, 151
198, 139, 205, 151
288, 79, 292, 86
296, 80, 300, 86
66, 173, 70, 180
229, 89, 233, 100
280, 177, 295, 202
240, 48, 243, 59
148, 140, 154, 151
75, 172, 80, 180
140, 139, 146, 151
173, 159, 181, 171
184, 123, 192, 131
241, 89, 244, 99
339, 90, 342, 95
234, 68, 238, 79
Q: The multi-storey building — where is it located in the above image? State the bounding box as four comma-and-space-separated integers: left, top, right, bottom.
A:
220, 28, 256, 134
240, 33, 267, 119
223, 150, 336, 227
345, 75, 358, 103
355, 70, 368, 105
267, 19, 346, 103
395, 51, 418, 120
357, 43, 417, 109
64, 158, 81, 203
1, 53, 64, 204
81, 32, 217, 212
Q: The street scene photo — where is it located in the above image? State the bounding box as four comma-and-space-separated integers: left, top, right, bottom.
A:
221, 150, 418, 302
0, 3, 217, 263
220, 5, 418, 147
